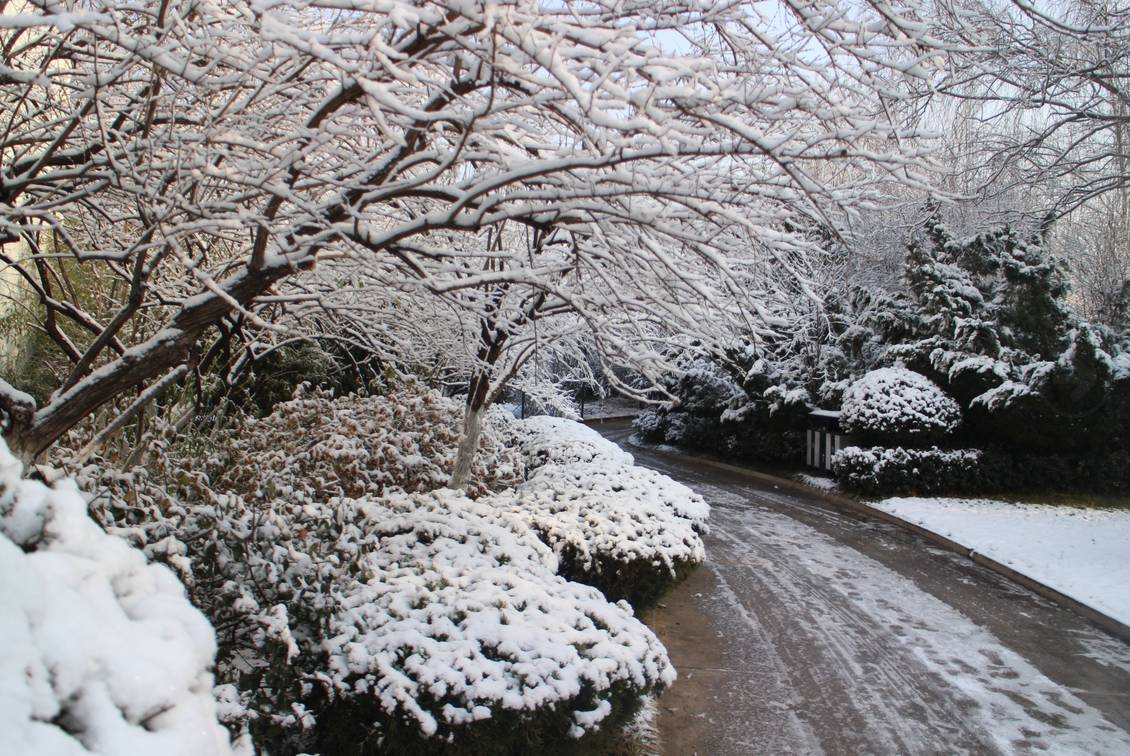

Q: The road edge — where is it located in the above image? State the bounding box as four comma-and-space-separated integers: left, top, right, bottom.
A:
639, 443, 1130, 645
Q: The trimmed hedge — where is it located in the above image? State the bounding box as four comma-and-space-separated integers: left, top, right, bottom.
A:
633, 410, 804, 466
308, 673, 648, 756
976, 449, 1130, 495
553, 547, 702, 610
833, 446, 983, 496
841, 367, 962, 446
834, 445, 1130, 497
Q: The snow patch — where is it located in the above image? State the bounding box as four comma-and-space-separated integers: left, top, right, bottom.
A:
0, 440, 236, 756
873, 496, 1130, 627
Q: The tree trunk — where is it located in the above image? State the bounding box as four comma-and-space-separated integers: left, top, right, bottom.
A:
449, 401, 484, 490
4, 259, 296, 461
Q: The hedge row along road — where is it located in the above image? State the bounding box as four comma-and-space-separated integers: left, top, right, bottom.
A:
594, 420, 1130, 755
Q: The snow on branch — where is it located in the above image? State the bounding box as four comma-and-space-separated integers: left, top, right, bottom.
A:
0, 0, 948, 456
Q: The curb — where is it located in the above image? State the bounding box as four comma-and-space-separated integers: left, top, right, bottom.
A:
652, 449, 1130, 645
581, 413, 639, 424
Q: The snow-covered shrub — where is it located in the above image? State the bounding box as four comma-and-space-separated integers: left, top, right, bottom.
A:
630, 409, 688, 445
973, 448, 1130, 494
0, 441, 238, 756
762, 384, 812, 421
942, 352, 1011, 405
841, 367, 962, 445
77, 406, 672, 753
670, 357, 744, 414
316, 489, 675, 755
498, 462, 707, 607
635, 406, 804, 465
217, 384, 522, 500
508, 415, 633, 473
631, 409, 665, 442
675, 411, 738, 449
527, 461, 710, 531
832, 445, 983, 496
661, 411, 690, 444
835, 444, 1130, 496
77, 450, 340, 749
637, 410, 726, 448
968, 326, 1127, 453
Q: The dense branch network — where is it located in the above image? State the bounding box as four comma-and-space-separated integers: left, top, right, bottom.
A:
0, 0, 940, 460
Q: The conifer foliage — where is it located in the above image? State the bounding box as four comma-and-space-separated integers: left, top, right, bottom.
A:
642, 208, 1130, 493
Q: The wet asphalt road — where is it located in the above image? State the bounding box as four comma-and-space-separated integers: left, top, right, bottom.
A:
594, 420, 1130, 756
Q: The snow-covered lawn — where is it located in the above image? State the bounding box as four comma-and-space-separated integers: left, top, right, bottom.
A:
873, 497, 1130, 627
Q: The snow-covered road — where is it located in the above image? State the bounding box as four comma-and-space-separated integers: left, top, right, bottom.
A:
595, 422, 1130, 755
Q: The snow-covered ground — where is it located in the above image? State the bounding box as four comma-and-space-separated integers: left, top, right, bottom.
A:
873, 497, 1130, 627
660, 478, 1130, 754
795, 472, 839, 492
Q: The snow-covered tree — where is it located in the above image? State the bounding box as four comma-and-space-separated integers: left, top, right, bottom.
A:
890, 209, 1077, 400
0, 0, 944, 465
879, 209, 1130, 453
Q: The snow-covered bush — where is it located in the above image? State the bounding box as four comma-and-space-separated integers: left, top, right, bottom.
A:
835, 443, 1130, 496
75, 397, 677, 754
508, 415, 633, 473
841, 367, 962, 445
669, 357, 744, 415
317, 490, 675, 755
217, 384, 522, 500
634, 406, 804, 465
85, 476, 676, 754
498, 461, 707, 607
967, 326, 1127, 453
526, 461, 710, 531
630, 409, 692, 446
0, 441, 238, 756
661, 411, 691, 444
631, 409, 665, 442
635, 410, 716, 448
832, 445, 983, 496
